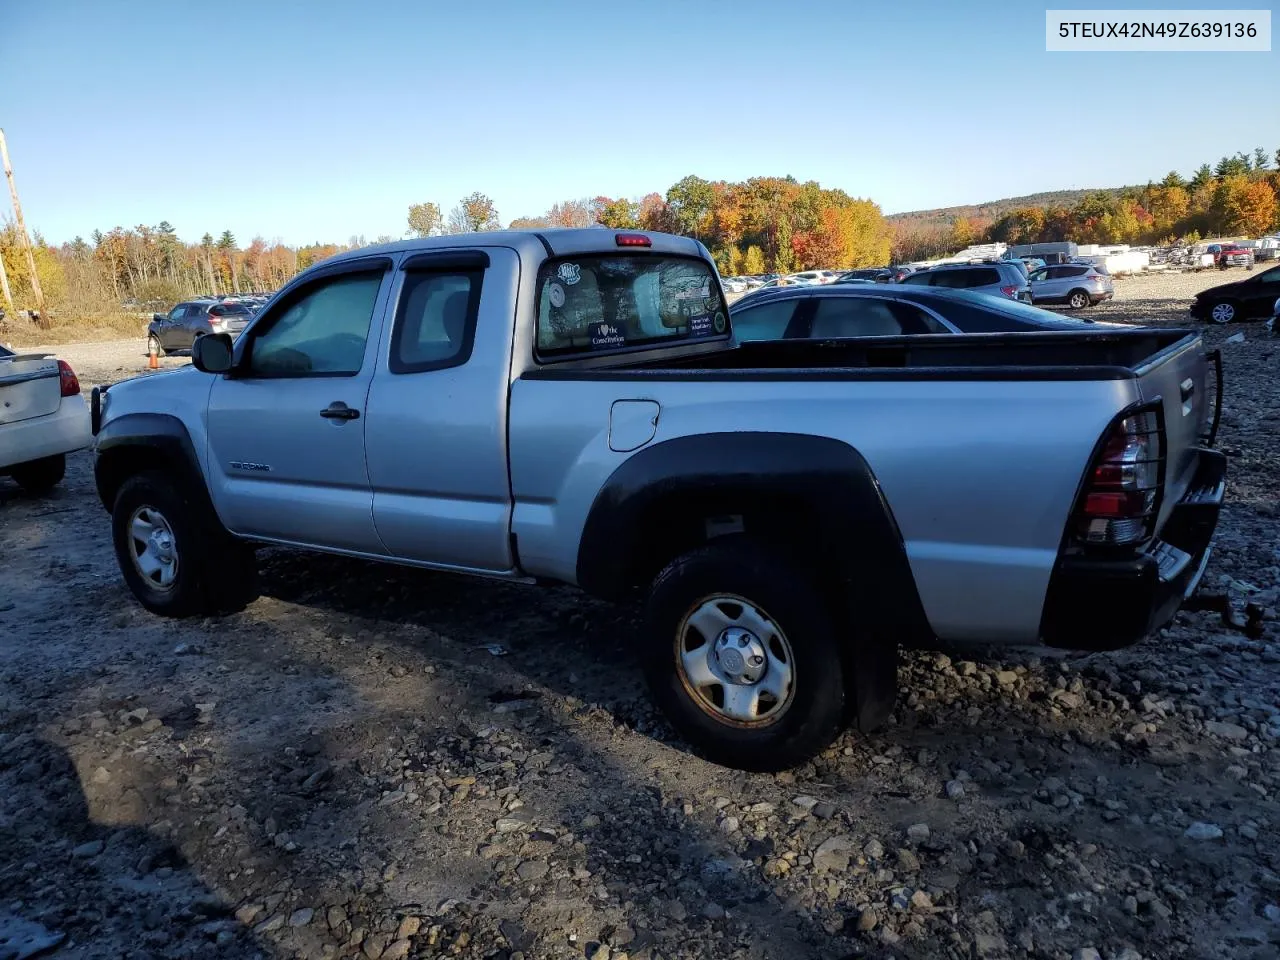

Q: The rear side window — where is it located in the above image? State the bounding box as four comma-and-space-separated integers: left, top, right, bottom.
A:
536, 255, 729, 358
899, 271, 933, 286
390, 270, 482, 373
1065, 266, 1088, 277
731, 299, 798, 342
936, 268, 1000, 287
809, 297, 944, 337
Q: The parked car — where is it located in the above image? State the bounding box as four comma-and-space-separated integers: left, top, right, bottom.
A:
148, 299, 255, 355
0, 345, 90, 493
837, 268, 894, 283
729, 284, 1125, 342
1189, 262, 1280, 323
720, 277, 748, 294
1028, 264, 1115, 309
1208, 243, 1254, 269
92, 228, 1224, 772
898, 262, 1032, 303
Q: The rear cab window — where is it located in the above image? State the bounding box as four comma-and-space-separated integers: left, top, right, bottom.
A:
535, 255, 730, 359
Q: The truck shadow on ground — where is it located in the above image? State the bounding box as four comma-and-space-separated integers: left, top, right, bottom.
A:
248, 548, 1239, 957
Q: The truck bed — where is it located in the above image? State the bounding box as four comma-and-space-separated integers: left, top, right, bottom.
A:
523, 328, 1198, 381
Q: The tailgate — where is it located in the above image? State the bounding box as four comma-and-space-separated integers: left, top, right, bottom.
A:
0, 355, 61, 425
1133, 334, 1213, 530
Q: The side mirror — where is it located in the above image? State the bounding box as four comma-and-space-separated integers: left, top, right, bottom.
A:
152, 313, 167, 322
191, 333, 234, 374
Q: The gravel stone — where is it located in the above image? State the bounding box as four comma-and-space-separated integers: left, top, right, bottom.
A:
1185, 822, 1224, 841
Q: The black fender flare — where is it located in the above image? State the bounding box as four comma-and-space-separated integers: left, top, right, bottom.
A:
576, 431, 934, 731
93, 413, 218, 524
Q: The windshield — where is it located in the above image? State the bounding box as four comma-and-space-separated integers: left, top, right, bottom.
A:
535, 255, 730, 358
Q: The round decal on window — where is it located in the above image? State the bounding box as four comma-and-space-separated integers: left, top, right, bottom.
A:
713, 311, 726, 333
548, 282, 566, 309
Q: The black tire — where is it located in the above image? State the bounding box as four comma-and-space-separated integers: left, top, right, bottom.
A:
1208, 300, 1237, 325
1066, 289, 1090, 310
643, 538, 847, 772
147, 334, 165, 358
10, 454, 66, 494
111, 469, 257, 618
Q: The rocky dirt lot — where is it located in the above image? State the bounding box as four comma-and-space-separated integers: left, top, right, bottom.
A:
2, 268, 1279, 960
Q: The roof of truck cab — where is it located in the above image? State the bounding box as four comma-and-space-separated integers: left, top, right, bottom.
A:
308, 229, 705, 270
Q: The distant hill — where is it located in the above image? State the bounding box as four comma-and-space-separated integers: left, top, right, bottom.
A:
888, 186, 1144, 225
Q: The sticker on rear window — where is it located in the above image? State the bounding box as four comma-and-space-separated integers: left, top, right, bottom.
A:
589, 322, 625, 348
548, 282, 566, 309
557, 263, 581, 286
713, 311, 726, 333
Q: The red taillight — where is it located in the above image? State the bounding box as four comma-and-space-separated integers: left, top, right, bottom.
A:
615, 233, 651, 247
999, 285, 1018, 298
1073, 408, 1164, 546
57, 360, 81, 397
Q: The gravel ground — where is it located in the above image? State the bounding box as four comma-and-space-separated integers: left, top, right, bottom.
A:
2, 267, 1279, 960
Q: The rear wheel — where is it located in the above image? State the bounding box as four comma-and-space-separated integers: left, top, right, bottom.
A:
10, 454, 66, 494
643, 538, 847, 771
1067, 289, 1090, 309
111, 470, 257, 617
1209, 300, 1237, 324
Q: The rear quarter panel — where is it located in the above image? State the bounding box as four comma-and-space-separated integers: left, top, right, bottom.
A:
510, 375, 1139, 643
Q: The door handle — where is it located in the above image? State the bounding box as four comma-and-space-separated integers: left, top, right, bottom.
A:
1180, 378, 1195, 402
320, 402, 360, 421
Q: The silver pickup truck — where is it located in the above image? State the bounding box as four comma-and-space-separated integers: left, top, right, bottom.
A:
91, 229, 1226, 771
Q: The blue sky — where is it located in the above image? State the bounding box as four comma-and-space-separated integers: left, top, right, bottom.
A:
2, 0, 1275, 246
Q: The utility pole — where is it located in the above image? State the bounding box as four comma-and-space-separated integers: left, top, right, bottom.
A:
0, 128, 46, 326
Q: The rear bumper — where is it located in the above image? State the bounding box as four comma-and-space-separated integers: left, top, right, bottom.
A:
1040, 447, 1226, 651
0, 395, 92, 471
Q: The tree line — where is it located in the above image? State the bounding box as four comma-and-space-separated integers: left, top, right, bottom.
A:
3, 149, 1279, 327
893, 147, 1280, 262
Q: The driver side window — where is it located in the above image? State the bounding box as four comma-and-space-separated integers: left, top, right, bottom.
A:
248, 269, 384, 377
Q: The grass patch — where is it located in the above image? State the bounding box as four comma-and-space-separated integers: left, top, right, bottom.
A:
1, 311, 148, 348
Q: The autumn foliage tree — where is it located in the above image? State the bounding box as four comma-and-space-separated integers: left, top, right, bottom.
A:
406, 202, 442, 238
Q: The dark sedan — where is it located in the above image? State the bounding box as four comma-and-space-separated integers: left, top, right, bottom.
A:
729, 283, 1126, 343
1189, 263, 1280, 324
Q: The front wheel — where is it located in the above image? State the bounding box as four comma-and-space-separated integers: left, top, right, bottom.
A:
10, 454, 66, 494
643, 539, 847, 771
111, 470, 257, 617
1209, 300, 1236, 324
1067, 289, 1090, 310
147, 334, 165, 358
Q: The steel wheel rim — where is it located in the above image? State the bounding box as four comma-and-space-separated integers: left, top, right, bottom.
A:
674, 594, 795, 728
1211, 303, 1234, 323
128, 505, 179, 590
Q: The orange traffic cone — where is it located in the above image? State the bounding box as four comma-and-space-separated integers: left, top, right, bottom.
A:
148, 341, 159, 370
